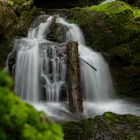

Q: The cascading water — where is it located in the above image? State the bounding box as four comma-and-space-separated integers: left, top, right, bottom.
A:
15, 38, 40, 102
14, 15, 115, 103
56, 17, 115, 102
14, 15, 67, 102
8, 15, 140, 121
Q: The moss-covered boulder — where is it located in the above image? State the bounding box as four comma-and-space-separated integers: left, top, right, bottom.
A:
63, 112, 140, 140
0, 1, 39, 67
67, 1, 140, 98
0, 70, 63, 140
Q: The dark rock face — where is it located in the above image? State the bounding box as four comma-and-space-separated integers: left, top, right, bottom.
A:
0, 24, 3, 39
47, 22, 69, 43
120, 0, 140, 8
0, 1, 40, 67
62, 112, 140, 140
134, 0, 140, 7
34, 0, 103, 8
34, 0, 82, 8
68, 1, 140, 98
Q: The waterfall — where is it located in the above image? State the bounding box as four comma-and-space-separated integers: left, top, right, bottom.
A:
14, 15, 115, 102
7, 15, 140, 120
56, 17, 115, 102
14, 15, 67, 102
15, 38, 40, 102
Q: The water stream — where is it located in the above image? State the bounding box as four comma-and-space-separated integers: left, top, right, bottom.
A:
56, 17, 115, 102
8, 15, 140, 121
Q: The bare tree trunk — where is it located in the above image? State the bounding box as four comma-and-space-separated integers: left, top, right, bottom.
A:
66, 41, 83, 113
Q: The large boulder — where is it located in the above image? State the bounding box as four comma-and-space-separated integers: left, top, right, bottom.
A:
63, 112, 140, 140
67, 1, 140, 98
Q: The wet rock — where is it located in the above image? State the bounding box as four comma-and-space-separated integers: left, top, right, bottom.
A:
39, 41, 67, 101
62, 112, 140, 140
47, 21, 69, 43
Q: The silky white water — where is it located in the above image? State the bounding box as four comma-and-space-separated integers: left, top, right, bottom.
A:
15, 38, 40, 102
14, 15, 67, 102
11, 15, 140, 121
101, 0, 116, 4
56, 17, 115, 102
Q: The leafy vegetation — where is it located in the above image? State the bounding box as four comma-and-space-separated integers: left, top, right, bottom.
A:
0, 70, 63, 140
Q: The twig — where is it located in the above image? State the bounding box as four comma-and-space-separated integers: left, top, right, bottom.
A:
79, 57, 97, 71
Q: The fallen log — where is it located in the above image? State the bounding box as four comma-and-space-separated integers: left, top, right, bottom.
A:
66, 41, 83, 113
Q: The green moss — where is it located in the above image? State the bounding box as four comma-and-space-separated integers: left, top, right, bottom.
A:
0, 70, 63, 140
0, 1, 40, 67
0, 70, 13, 88
68, 1, 140, 98
103, 112, 119, 122
90, 1, 132, 12
68, 1, 140, 50
62, 119, 94, 140
63, 112, 140, 140
9, 0, 33, 12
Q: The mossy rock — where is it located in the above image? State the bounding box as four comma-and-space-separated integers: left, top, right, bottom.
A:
0, 2, 16, 67
0, 1, 40, 67
68, 1, 140, 50
9, 0, 33, 14
0, 70, 63, 140
63, 112, 140, 140
67, 1, 140, 98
